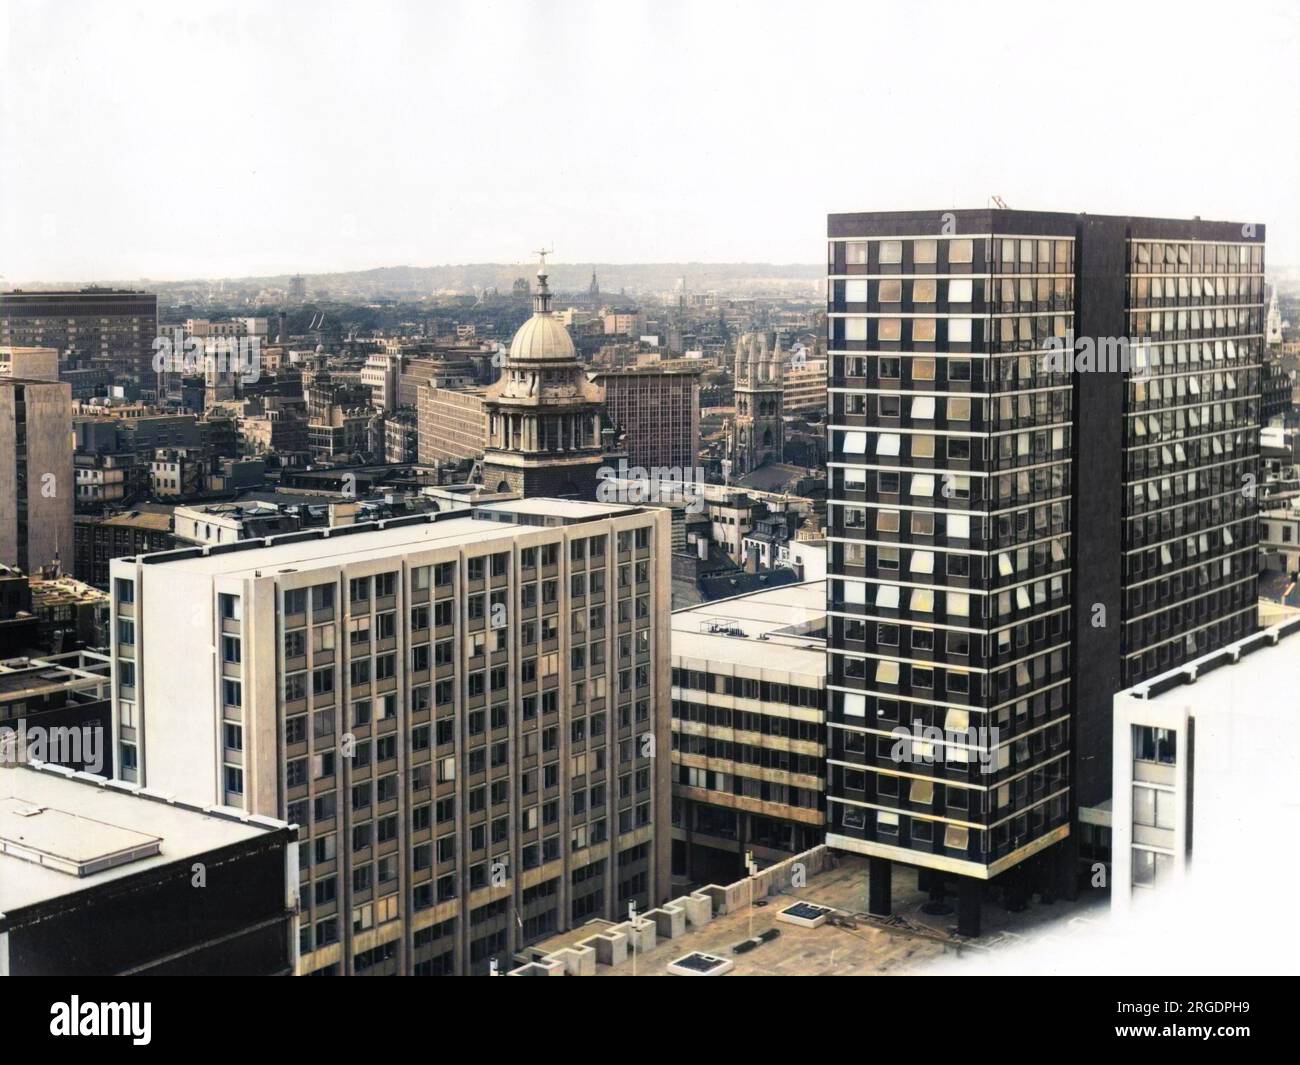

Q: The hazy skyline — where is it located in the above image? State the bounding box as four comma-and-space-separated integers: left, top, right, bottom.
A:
3, 0, 1298, 282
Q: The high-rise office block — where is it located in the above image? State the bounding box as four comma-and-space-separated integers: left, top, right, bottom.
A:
109, 498, 671, 975
594, 364, 702, 473
0, 288, 158, 379
0, 377, 75, 575
417, 384, 487, 464
825, 210, 1264, 933
783, 356, 828, 417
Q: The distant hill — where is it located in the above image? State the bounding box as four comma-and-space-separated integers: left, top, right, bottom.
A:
16, 263, 825, 299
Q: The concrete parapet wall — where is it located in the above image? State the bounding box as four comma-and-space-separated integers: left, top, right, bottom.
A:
505, 845, 832, 975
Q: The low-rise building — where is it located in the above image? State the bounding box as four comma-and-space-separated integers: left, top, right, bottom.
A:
29, 570, 109, 652
172, 501, 302, 546
0, 346, 60, 382
671, 580, 826, 887
0, 762, 297, 976
1109, 617, 1300, 912
74, 507, 176, 587
148, 448, 203, 498
0, 649, 112, 774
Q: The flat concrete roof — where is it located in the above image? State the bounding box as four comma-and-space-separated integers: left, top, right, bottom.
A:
475, 498, 639, 520
126, 500, 646, 578
130, 515, 522, 578
0, 799, 160, 877
99, 510, 174, 532
0, 764, 287, 915
1123, 616, 1300, 722
671, 579, 825, 676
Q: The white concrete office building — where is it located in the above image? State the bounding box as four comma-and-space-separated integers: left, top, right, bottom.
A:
1110, 615, 1300, 911
109, 498, 672, 975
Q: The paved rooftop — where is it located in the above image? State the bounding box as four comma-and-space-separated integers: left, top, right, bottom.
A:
531, 851, 1096, 977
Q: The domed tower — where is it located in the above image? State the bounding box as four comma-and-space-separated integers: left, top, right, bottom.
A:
481, 251, 618, 498
729, 331, 785, 476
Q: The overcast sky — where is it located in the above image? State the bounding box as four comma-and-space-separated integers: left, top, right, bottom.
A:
2, 0, 1297, 282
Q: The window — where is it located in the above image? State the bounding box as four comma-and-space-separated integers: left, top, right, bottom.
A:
948, 278, 973, 303
1134, 725, 1176, 765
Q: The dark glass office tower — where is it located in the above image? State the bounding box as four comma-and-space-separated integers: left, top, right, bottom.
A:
824, 210, 1264, 933
1, 288, 158, 380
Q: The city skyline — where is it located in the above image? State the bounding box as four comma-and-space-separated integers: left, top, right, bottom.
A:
2, 0, 1297, 1003
3, 0, 1299, 280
